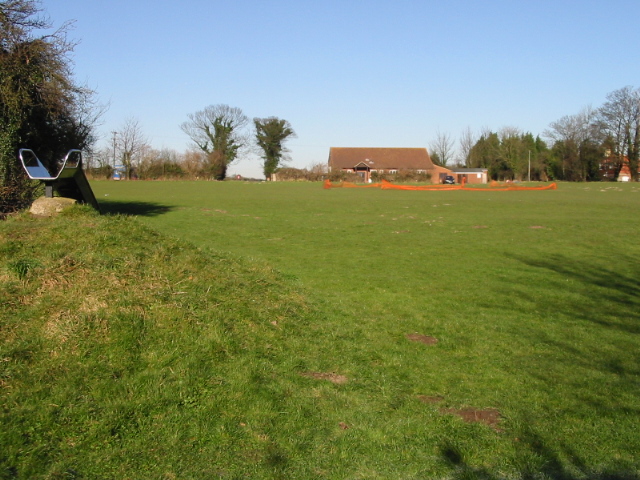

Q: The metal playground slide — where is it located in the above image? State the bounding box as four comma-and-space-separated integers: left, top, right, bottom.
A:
19, 149, 100, 212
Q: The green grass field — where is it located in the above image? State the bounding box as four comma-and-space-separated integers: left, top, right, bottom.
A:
2, 180, 639, 479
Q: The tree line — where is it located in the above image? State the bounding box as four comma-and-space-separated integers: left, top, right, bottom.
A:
430, 86, 640, 182
2, 0, 639, 216
88, 107, 297, 182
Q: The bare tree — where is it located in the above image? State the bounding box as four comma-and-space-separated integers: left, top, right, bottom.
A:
180, 104, 249, 180
118, 117, 147, 179
87, 146, 112, 170
181, 150, 206, 179
307, 162, 328, 181
596, 86, 640, 181
429, 130, 455, 167
543, 107, 602, 181
545, 106, 598, 145
308, 162, 328, 175
459, 127, 477, 167
498, 126, 521, 141
479, 126, 494, 140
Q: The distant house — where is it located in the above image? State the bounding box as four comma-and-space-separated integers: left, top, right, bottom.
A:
448, 167, 488, 184
600, 155, 639, 182
328, 147, 452, 183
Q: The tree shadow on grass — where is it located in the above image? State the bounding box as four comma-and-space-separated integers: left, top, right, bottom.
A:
504, 252, 640, 412
445, 253, 640, 479
510, 252, 640, 333
98, 200, 175, 217
440, 435, 640, 480
501, 252, 640, 371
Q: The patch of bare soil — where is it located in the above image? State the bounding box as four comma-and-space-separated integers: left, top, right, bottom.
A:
529, 225, 545, 229
300, 372, 348, 385
440, 407, 502, 432
417, 395, 444, 404
406, 333, 438, 345
472, 225, 488, 229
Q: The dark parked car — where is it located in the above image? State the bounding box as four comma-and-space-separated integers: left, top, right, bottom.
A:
444, 175, 455, 184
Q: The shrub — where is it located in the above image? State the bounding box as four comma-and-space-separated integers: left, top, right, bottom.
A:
328, 170, 361, 182
137, 161, 184, 180
375, 170, 431, 183
0, 178, 41, 219
87, 165, 113, 180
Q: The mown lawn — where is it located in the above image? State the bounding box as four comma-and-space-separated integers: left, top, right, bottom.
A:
1, 180, 639, 479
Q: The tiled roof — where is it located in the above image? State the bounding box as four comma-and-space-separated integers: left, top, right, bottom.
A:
328, 147, 435, 170
450, 168, 488, 173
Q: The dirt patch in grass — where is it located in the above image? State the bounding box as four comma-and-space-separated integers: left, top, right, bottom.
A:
418, 395, 444, 404
406, 333, 438, 345
529, 225, 545, 229
417, 396, 502, 431
300, 372, 348, 384
441, 407, 502, 431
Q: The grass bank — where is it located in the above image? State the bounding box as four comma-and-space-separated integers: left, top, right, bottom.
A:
2, 181, 640, 478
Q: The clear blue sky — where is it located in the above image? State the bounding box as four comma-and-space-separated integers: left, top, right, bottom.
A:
45, 0, 640, 178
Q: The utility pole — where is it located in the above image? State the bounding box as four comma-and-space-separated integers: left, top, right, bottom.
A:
528, 150, 531, 182
111, 131, 118, 170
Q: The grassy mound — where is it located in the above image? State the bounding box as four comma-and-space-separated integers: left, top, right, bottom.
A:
0, 208, 324, 478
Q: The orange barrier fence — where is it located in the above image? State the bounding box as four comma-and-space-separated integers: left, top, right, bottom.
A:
323, 179, 557, 191
456, 182, 557, 191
